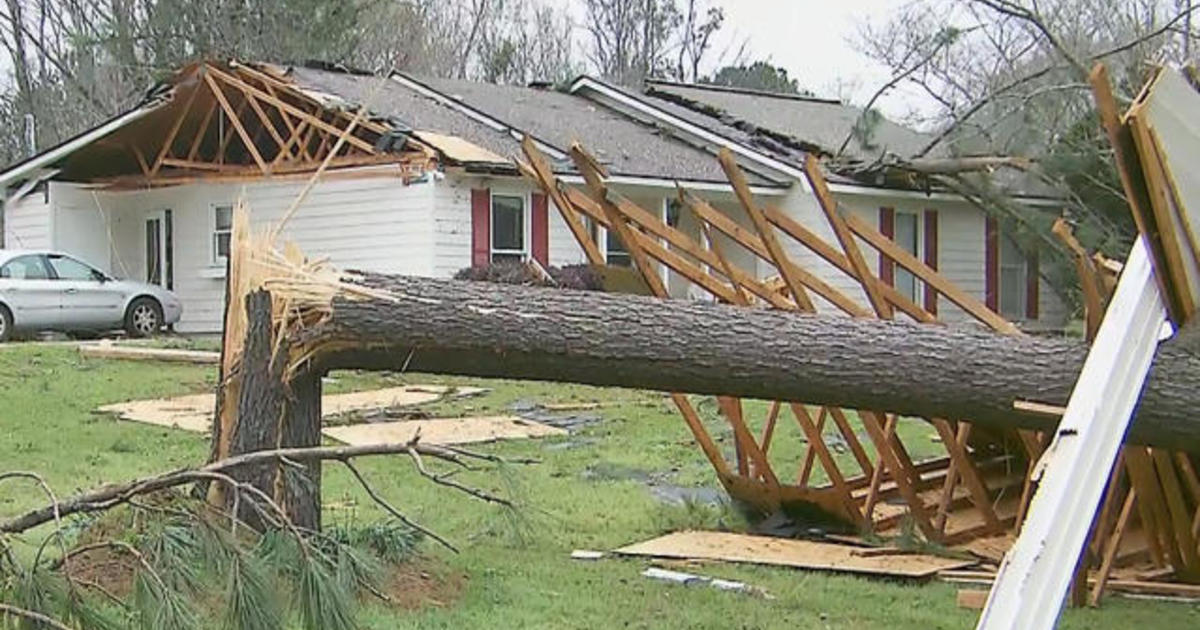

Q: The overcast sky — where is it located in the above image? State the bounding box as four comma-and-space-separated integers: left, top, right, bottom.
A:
575, 0, 936, 123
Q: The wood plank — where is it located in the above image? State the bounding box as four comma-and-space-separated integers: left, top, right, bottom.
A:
205, 64, 379, 154
680, 191, 873, 316
672, 393, 733, 479
759, 204, 935, 323
186, 102, 217, 162
803, 154, 892, 317
1128, 115, 1197, 320
790, 403, 861, 525
827, 407, 874, 479
860, 410, 938, 540
861, 413, 897, 521
566, 187, 786, 307
80, 343, 219, 365
1089, 63, 1183, 322
845, 213, 1019, 334
1091, 488, 1138, 606
616, 531, 975, 578
520, 137, 605, 266
202, 70, 269, 174
1052, 218, 1108, 338
1127, 446, 1176, 567
150, 81, 202, 177
1151, 448, 1200, 572
718, 149, 815, 311
798, 406, 827, 486
759, 400, 782, 455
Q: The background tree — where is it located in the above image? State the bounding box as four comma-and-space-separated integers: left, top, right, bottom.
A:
852, 0, 1200, 307
703, 60, 805, 94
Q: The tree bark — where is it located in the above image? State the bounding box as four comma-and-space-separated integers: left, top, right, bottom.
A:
229, 290, 323, 530
296, 273, 1200, 453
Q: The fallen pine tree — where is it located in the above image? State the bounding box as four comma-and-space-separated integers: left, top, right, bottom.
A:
289, 272, 1199, 453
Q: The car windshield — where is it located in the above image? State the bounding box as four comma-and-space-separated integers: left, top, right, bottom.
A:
46, 254, 100, 281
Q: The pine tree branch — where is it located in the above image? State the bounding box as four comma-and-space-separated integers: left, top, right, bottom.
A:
0, 603, 77, 630
0, 441, 534, 535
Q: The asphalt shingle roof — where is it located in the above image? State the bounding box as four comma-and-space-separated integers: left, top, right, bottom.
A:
642, 80, 938, 161
288, 65, 785, 186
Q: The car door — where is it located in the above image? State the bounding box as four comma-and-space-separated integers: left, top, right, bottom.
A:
0, 254, 61, 329
45, 254, 126, 330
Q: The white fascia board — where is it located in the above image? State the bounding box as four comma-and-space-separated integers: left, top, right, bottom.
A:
557, 173, 788, 197
389, 73, 568, 161
976, 236, 1170, 630
0, 107, 157, 189
826, 181, 1065, 207
569, 76, 809, 187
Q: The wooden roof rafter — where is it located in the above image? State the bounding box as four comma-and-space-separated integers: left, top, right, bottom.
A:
95, 61, 434, 187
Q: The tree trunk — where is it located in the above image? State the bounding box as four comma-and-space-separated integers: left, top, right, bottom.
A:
228, 290, 323, 529
294, 273, 1200, 453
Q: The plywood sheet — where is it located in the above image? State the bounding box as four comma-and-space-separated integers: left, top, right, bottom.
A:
322, 416, 565, 446
80, 343, 220, 364
615, 531, 976, 579
415, 131, 508, 165
99, 385, 485, 433
98, 393, 215, 432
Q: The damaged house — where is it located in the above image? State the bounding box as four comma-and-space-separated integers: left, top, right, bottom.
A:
0, 60, 1066, 333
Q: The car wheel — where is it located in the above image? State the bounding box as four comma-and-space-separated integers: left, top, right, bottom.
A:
125, 298, 163, 338
0, 305, 11, 342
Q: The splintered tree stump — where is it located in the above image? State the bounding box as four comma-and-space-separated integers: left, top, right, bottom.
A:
290, 273, 1200, 453
225, 290, 323, 530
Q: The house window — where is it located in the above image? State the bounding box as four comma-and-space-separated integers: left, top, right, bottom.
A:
605, 228, 631, 267
893, 211, 920, 301
213, 204, 233, 264
999, 235, 1027, 319
490, 193, 527, 263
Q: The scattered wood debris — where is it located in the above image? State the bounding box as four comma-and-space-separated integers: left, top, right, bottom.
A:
615, 531, 976, 579
322, 416, 565, 446
640, 567, 771, 598
940, 569, 1200, 603
957, 589, 990, 610
80, 341, 219, 364
570, 550, 606, 561
98, 385, 484, 433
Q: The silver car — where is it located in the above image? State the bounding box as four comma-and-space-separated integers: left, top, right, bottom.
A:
0, 249, 182, 341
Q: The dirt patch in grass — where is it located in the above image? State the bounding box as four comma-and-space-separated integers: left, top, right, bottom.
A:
64, 547, 139, 599
380, 557, 467, 611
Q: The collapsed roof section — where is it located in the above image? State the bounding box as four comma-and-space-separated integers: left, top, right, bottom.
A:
287, 63, 789, 188
1, 61, 448, 190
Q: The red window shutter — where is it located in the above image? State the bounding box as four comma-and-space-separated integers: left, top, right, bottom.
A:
985, 216, 999, 311
531, 192, 549, 266
923, 209, 938, 314
879, 207, 895, 286
471, 188, 490, 267
1026, 250, 1040, 320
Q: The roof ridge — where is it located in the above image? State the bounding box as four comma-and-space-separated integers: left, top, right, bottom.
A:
644, 78, 843, 105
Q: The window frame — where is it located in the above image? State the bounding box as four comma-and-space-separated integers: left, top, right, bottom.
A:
211, 203, 234, 266
489, 190, 531, 263
891, 209, 923, 303
998, 233, 1028, 320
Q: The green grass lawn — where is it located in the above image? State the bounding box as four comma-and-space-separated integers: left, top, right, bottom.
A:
1, 342, 1196, 629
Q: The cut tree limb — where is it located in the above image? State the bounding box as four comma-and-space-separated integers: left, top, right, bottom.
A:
296, 273, 1200, 452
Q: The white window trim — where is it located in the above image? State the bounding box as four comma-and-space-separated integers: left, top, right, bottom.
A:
211, 203, 234, 267
489, 190, 531, 262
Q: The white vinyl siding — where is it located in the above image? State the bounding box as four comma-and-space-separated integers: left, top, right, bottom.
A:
49, 169, 436, 333
3, 186, 51, 251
